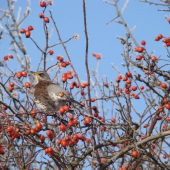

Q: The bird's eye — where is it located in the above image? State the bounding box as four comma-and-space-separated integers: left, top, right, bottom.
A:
39, 73, 44, 77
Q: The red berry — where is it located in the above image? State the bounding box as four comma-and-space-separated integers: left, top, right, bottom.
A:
39, 13, 44, 18
61, 62, 66, 67
68, 121, 73, 127
92, 53, 97, 57
168, 18, 170, 23
17, 72, 22, 79
46, 130, 53, 136
165, 103, 170, 109
84, 117, 91, 124
22, 71, 27, 77
127, 72, 132, 77
40, 1, 46, 7
132, 150, 138, 158
163, 98, 168, 103
3, 55, 8, 60
40, 135, 45, 142
111, 118, 115, 123
8, 86, 14, 92
9, 54, 13, 59
116, 78, 120, 83
94, 113, 98, 117
155, 36, 159, 41
77, 134, 83, 140
60, 124, 66, 131
166, 42, 170, 47
101, 126, 106, 131
57, 139, 61, 145
136, 55, 143, 60
96, 54, 101, 59
44, 17, 49, 23
62, 76, 67, 82
63, 105, 69, 111
25, 30, 31, 38
61, 140, 67, 147
163, 155, 167, 159
25, 82, 30, 88
144, 124, 149, 128
72, 119, 78, 125
123, 76, 128, 81
49, 49, 54, 55
141, 40, 146, 45
158, 34, 163, 39
31, 110, 37, 117
67, 74, 73, 79
81, 91, 85, 95
69, 115, 74, 120
151, 56, 157, 61
135, 95, 139, 99
10, 82, 15, 87
7, 126, 13, 132
59, 107, 65, 114
126, 80, 131, 84
28, 26, 34, 31
91, 98, 95, 102
161, 83, 167, 88
132, 86, 137, 91
20, 29, 26, 34
140, 85, 144, 90
101, 158, 107, 163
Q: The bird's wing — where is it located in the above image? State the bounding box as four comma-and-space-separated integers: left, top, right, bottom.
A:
47, 84, 82, 107
47, 84, 69, 100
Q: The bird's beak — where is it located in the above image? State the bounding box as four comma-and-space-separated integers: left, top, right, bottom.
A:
31, 71, 38, 76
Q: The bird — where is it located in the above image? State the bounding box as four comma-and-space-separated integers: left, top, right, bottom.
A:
31, 71, 81, 112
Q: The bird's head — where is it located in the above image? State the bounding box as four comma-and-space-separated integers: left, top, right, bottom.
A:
31, 71, 51, 84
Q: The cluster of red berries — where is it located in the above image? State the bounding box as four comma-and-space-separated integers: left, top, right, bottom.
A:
92, 53, 102, 59
57, 134, 90, 148
59, 105, 69, 114
39, 1, 53, 23
15, 71, 30, 88
92, 106, 106, 125
3, 54, 13, 61
25, 122, 42, 136
6, 126, 20, 140
8, 82, 15, 92
155, 33, 170, 47
16, 71, 27, 78
62, 71, 73, 83
56, 56, 70, 68
67, 115, 78, 127
155, 34, 163, 41
39, 13, 50, 23
135, 46, 144, 53
162, 37, 170, 47
115, 72, 145, 99
20, 26, 34, 38
83, 116, 91, 125
45, 147, 54, 156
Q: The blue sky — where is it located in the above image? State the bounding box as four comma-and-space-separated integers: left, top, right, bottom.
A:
1, 0, 169, 83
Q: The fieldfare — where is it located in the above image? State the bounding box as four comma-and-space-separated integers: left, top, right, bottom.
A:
31, 71, 80, 112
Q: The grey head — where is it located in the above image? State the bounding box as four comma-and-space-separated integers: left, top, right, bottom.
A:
31, 71, 51, 84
